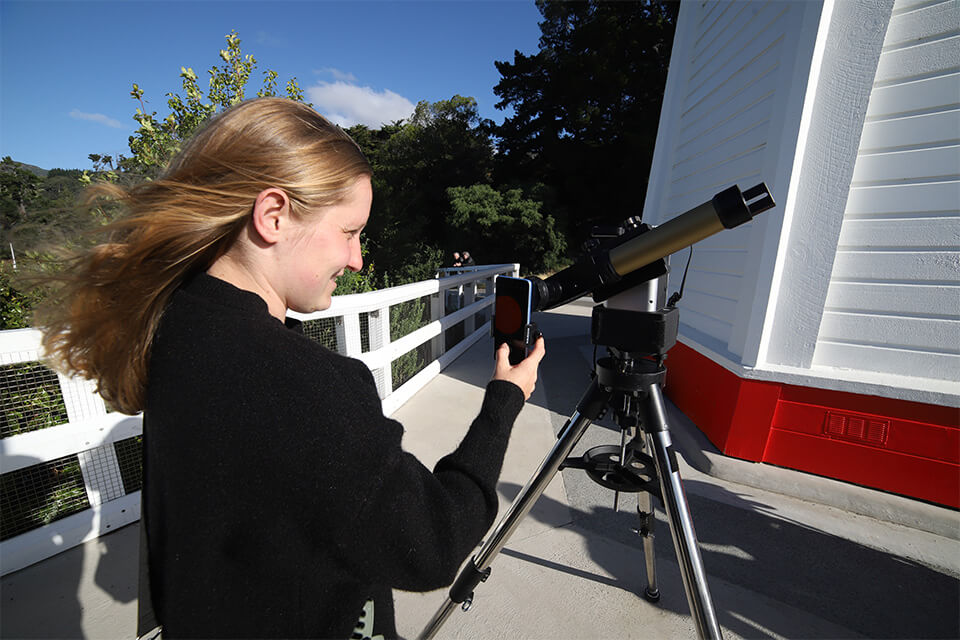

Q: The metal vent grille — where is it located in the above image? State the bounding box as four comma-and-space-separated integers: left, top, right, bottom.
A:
823, 411, 890, 447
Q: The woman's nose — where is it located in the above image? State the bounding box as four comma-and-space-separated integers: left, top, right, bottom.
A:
346, 239, 363, 272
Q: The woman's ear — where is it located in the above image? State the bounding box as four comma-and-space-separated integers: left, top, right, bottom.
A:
250, 188, 290, 245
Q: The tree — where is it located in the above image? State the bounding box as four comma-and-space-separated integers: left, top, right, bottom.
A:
446, 184, 566, 275
120, 30, 308, 180
492, 0, 679, 245
0, 157, 46, 249
348, 96, 495, 284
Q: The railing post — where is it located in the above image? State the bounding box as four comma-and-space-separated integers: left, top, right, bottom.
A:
463, 280, 476, 335
77, 445, 125, 506
56, 372, 107, 424
484, 274, 495, 326
335, 313, 362, 357
58, 370, 120, 510
367, 306, 392, 399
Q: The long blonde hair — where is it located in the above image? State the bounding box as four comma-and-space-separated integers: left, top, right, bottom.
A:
38, 98, 371, 414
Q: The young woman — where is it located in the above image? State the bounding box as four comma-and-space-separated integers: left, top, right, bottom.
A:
39, 97, 545, 639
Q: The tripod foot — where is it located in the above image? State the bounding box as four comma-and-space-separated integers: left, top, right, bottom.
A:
644, 587, 661, 603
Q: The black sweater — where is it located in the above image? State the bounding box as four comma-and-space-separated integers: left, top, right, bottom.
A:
142, 273, 524, 639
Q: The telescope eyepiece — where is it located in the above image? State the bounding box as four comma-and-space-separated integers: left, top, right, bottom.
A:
712, 183, 776, 229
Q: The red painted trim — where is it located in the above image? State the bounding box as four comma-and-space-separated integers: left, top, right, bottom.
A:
663, 342, 741, 451
764, 429, 960, 507
664, 342, 960, 508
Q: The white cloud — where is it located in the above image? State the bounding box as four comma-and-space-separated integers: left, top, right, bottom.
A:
315, 67, 359, 84
69, 109, 125, 129
307, 81, 415, 129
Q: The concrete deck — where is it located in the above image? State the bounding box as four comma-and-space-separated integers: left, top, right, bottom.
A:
2, 300, 958, 639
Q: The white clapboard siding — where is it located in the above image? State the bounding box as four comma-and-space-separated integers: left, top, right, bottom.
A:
679, 307, 734, 348
818, 311, 959, 352
824, 282, 959, 316
852, 146, 959, 183
837, 216, 959, 248
846, 180, 959, 216
865, 73, 959, 119
829, 250, 959, 283
813, 0, 960, 381
814, 341, 959, 379
860, 110, 959, 152
646, 0, 805, 358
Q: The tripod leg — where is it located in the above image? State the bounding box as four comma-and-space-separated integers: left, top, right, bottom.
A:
636, 432, 660, 602
642, 383, 723, 640
418, 379, 610, 640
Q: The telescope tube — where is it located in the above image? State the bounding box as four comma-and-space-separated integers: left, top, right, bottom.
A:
532, 183, 774, 311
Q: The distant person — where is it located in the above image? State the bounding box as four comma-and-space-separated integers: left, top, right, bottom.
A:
451, 251, 462, 267
461, 251, 475, 266
37, 97, 545, 640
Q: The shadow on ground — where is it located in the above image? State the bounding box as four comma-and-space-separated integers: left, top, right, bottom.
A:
495, 479, 960, 639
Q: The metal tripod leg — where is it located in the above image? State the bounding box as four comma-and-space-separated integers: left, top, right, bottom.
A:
418, 379, 609, 640
641, 382, 722, 639
636, 432, 660, 602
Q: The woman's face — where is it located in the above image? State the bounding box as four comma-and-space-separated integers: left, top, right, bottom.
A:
279, 176, 372, 314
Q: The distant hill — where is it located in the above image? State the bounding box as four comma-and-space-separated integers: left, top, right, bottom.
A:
13, 162, 48, 178
5, 161, 85, 178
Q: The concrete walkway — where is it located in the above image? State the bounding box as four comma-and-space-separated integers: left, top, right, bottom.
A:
2, 301, 958, 639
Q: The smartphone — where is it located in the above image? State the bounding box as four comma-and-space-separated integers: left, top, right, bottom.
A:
493, 275, 533, 365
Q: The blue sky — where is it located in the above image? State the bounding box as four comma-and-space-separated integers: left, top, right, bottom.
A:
1, 0, 543, 171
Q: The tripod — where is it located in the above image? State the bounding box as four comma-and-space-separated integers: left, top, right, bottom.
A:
419, 274, 723, 639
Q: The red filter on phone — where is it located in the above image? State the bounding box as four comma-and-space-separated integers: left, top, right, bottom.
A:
495, 295, 522, 334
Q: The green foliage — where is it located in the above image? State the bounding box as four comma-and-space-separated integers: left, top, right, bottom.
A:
0, 157, 44, 243
122, 30, 308, 180
390, 296, 429, 389
0, 262, 43, 329
352, 96, 494, 284
4, 161, 95, 255
0, 362, 68, 437
38, 479, 87, 525
493, 0, 678, 243
446, 184, 567, 275
334, 245, 375, 295
0, 456, 89, 541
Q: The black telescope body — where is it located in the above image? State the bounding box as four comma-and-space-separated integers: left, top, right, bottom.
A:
528, 183, 775, 311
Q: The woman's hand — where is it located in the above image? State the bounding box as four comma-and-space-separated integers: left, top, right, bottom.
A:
493, 337, 546, 401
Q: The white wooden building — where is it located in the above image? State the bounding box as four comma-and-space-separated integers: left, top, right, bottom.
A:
642, 0, 959, 506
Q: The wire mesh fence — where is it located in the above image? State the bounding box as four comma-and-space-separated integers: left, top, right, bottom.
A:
445, 319, 467, 353
360, 313, 371, 353
114, 437, 143, 495
390, 295, 432, 390
0, 454, 90, 541
0, 362, 68, 438
300, 315, 373, 354
301, 317, 339, 352
393, 341, 432, 392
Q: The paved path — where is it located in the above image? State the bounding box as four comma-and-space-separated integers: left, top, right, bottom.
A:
2, 301, 958, 639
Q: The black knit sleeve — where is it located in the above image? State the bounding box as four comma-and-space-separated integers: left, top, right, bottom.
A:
307, 359, 524, 593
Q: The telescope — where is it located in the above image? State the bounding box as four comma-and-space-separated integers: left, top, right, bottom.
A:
530, 182, 775, 312
421, 182, 775, 640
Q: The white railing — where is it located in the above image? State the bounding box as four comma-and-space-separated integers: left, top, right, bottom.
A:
0, 263, 518, 575
289, 263, 517, 414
